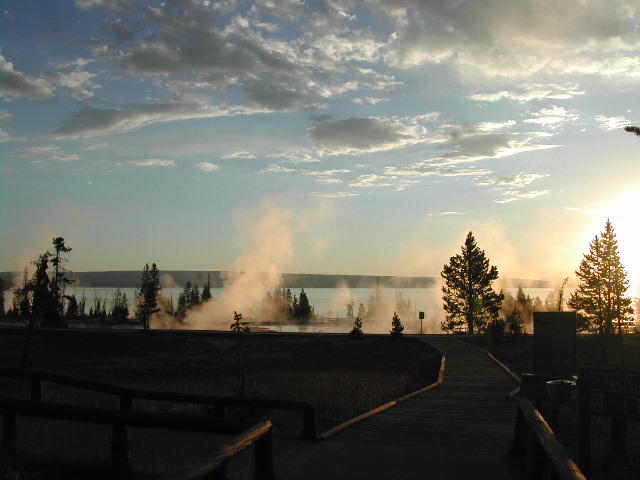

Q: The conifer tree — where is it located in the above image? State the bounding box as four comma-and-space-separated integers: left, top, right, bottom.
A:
136, 263, 161, 330
568, 219, 632, 339
441, 232, 504, 334
390, 312, 404, 338
201, 272, 212, 302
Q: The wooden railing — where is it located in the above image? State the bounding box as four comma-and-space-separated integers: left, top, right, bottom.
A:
509, 374, 586, 480
0, 397, 274, 480
0, 368, 316, 439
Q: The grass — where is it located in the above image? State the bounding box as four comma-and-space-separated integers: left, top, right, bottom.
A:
461, 333, 640, 480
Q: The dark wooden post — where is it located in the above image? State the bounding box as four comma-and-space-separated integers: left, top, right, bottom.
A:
509, 405, 530, 459
577, 367, 591, 478
111, 420, 129, 478
254, 429, 274, 480
30, 377, 42, 402
531, 436, 549, 479
119, 395, 133, 412
212, 462, 228, 480
1, 409, 17, 462
214, 400, 226, 418
303, 405, 316, 440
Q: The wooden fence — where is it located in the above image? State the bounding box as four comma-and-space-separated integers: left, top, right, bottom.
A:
0, 368, 316, 439
509, 374, 586, 480
0, 397, 274, 480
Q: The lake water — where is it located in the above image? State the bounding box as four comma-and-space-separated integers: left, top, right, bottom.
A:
2, 285, 555, 334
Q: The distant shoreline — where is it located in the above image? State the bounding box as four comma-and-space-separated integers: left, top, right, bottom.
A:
0, 270, 556, 290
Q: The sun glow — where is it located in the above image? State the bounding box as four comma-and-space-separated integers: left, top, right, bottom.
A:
598, 187, 640, 296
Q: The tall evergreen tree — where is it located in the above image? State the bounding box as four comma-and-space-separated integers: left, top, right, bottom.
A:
136, 263, 161, 330
201, 272, 212, 302
441, 232, 504, 334
390, 312, 404, 338
295, 288, 313, 321
50, 237, 74, 321
568, 219, 632, 338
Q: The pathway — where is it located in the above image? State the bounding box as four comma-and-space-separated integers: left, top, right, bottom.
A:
274, 335, 520, 480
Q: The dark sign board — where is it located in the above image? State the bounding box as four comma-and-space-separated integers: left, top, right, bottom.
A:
534, 312, 576, 374
583, 368, 640, 419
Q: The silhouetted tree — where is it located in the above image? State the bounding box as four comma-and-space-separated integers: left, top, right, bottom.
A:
506, 307, 525, 336
357, 302, 367, 319
346, 299, 354, 319
110, 288, 129, 322
230, 311, 250, 397
201, 273, 212, 302
0, 278, 5, 316
50, 237, 74, 321
568, 219, 632, 364
136, 263, 161, 331
294, 288, 313, 321
441, 232, 504, 334
624, 125, 640, 136
390, 312, 404, 338
349, 315, 364, 339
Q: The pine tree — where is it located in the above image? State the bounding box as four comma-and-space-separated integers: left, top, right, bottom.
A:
390, 312, 404, 338
349, 315, 364, 338
50, 237, 74, 322
441, 232, 504, 334
568, 219, 632, 340
201, 272, 212, 302
136, 263, 161, 330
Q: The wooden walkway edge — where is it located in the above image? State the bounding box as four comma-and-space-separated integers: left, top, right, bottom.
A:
276, 335, 520, 480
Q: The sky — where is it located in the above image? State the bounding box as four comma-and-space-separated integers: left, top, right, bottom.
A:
1, 0, 640, 296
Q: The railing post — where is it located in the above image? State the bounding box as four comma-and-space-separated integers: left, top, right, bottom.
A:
1, 409, 17, 462
214, 400, 226, 418
30, 377, 42, 402
254, 428, 274, 480
531, 436, 549, 479
509, 404, 530, 459
111, 420, 129, 478
120, 395, 133, 412
577, 367, 591, 478
303, 405, 316, 440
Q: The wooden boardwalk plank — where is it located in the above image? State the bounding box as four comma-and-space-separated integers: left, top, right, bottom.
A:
278, 335, 520, 480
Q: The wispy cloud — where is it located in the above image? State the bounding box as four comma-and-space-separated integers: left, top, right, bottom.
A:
128, 158, 175, 167
195, 162, 220, 172
0, 54, 55, 100
309, 116, 425, 155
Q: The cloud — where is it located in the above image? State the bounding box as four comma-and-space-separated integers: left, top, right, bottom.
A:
15, 145, 79, 163
75, 0, 132, 12
494, 189, 550, 203
470, 83, 586, 103
195, 161, 220, 172
374, 0, 639, 80
309, 117, 424, 155
0, 55, 55, 100
222, 151, 256, 159
523, 106, 579, 128
128, 158, 175, 167
42, 69, 97, 101
53, 102, 262, 138
594, 115, 630, 131
477, 173, 549, 188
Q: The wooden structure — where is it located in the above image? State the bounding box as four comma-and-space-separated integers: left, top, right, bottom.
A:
0, 397, 274, 479
0, 368, 316, 439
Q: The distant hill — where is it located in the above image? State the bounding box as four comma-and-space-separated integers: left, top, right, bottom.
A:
0, 270, 555, 290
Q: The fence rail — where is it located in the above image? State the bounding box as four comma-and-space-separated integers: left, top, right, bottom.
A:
0, 397, 273, 480
0, 368, 316, 439
510, 396, 586, 480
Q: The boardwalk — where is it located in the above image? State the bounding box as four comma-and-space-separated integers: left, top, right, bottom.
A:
276, 335, 520, 480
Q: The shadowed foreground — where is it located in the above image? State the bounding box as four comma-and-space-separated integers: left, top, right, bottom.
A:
275, 335, 519, 480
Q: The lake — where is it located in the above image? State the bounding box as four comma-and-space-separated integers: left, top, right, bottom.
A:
31, 285, 556, 334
